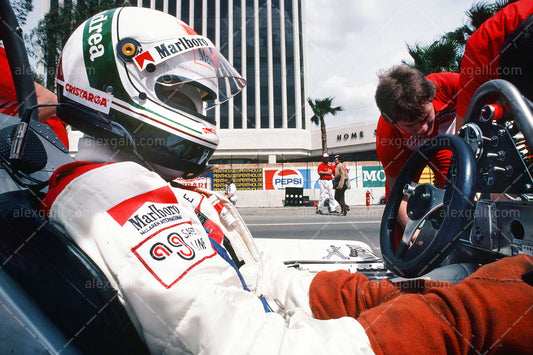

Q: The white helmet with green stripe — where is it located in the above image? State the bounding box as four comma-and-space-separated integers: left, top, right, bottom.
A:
56, 7, 245, 178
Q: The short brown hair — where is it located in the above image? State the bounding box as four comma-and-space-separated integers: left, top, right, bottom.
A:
375, 65, 437, 124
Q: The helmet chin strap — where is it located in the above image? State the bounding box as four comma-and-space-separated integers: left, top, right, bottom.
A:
75, 136, 134, 164
76, 136, 185, 181
76, 123, 215, 182
106, 121, 216, 180
107, 120, 163, 174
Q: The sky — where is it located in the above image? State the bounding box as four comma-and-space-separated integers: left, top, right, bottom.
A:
22, 0, 474, 128
304, 0, 473, 128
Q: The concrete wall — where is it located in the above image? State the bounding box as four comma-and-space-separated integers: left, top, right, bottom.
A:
234, 186, 386, 208
213, 160, 387, 208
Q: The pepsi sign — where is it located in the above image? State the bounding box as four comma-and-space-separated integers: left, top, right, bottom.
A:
265, 168, 305, 190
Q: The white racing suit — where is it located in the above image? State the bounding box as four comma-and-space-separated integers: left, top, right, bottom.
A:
45, 161, 373, 354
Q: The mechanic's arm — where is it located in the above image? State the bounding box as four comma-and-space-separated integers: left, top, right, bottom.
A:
455, 114, 464, 134
34, 82, 58, 122
386, 174, 408, 228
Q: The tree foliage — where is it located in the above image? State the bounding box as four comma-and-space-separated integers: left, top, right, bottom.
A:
404, 0, 518, 74
405, 39, 460, 74
307, 97, 343, 154
11, 0, 33, 26
32, 0, 133, 89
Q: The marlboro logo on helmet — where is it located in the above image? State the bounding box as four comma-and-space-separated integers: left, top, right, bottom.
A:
134, 36, 214, 71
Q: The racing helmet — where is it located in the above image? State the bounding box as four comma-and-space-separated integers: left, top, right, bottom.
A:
56, 7, 245, 177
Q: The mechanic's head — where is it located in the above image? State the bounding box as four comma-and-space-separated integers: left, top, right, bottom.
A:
56, 7, 245, 179
375, 65, 436, 138
322, 153, 329, 162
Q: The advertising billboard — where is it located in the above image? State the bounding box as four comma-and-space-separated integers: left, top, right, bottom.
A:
264, 168, 310, 190
212, 168, 263, 190
362, 166, 386, 187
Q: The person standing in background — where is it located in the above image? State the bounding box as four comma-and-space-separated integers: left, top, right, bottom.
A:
224, 177, 238, 205
316, 153, 338, 214
333, 155, 350, 216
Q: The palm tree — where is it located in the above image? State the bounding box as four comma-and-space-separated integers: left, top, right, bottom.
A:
403, 39, 459, 74
307, 97, 343, 155
404, 0, 517, 74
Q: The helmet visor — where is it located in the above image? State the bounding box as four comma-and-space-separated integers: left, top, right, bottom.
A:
133, 36, 246, 110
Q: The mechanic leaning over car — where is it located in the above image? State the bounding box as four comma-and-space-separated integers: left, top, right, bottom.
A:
39, 7, 532, 355
374, 0, 533, 230
374, 65, 458, 228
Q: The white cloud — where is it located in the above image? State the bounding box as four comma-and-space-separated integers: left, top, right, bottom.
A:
312, 75, 379, 128
305, 0, 470, 127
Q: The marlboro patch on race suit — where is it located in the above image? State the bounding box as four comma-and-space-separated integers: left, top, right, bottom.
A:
107, 186, 216, 288
132, 222, 216, 288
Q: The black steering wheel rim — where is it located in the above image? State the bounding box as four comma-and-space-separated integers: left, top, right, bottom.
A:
380, 134, 478, 278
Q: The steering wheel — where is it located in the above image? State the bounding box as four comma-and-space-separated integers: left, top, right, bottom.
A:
380, 134, 478, 278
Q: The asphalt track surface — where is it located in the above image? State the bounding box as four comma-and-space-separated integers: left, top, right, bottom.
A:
238, 205, 385, 257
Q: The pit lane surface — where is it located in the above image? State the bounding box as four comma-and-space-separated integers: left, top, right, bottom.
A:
238, 205, 384, 258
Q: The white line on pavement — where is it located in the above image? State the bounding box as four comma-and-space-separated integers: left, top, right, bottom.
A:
247, 221, 381, 226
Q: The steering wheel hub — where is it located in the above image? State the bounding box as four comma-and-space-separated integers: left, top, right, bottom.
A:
406, 185, 433, 220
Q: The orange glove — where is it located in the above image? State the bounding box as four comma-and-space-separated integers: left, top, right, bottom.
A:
310, 270, 448, 319
355, 255, 533, 354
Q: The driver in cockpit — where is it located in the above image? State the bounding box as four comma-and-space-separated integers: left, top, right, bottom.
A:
40, 7, 532, 354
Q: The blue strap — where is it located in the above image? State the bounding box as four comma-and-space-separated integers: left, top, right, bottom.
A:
209, 237, 272, 313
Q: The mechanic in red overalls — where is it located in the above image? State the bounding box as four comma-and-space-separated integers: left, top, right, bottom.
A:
315, 4, 533, 352
375, 65, 458, 227
456, 0, 533, 127
0, 46, 68, 148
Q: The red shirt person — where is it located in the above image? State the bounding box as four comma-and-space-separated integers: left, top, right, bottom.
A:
0, 46, 69, 148
375, 68, 459, 198
457, 0, 533, 125
316, 153, 338, 214
317, 156, 335, 181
